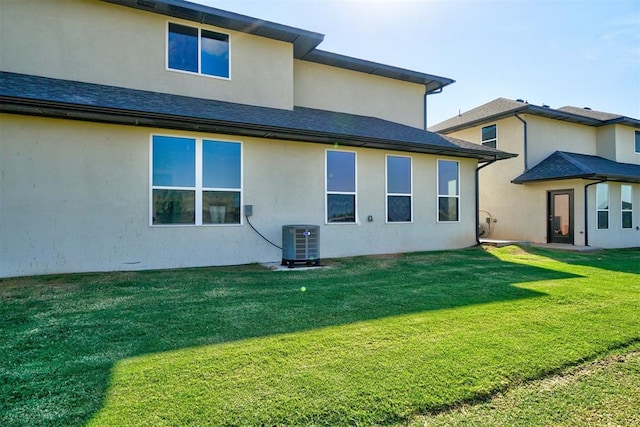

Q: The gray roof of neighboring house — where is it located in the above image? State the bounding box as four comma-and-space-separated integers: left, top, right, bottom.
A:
512, 151, 640, 184
429, 97, 640, 133
0, 72, 514, 162
100, 0, 454, 93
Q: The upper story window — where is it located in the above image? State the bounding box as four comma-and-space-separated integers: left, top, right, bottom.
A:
326, 150, 356, 223
168, 23, 230, 79
437, 160, 460, 222
151, 135, 241, 225
635, 131, 640, 154
596, 183, 609, 229
481, 124, 497, 149
386, 155, 412, 223
622, 185, 633, 229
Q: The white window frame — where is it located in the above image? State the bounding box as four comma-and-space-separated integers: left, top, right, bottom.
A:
481, 124, 497, 149
325, 149, 357, 224
149, 134, 242, 227
596, 183, 609, 230
635, 130, 640, 154
621, 184, 633, 229
166, 21, 231, 80
437, 159, 461, 223
385, 155, 413, 223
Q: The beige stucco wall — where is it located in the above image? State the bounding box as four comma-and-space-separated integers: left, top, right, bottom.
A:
526, 115, 597, 165
0, 0, 294, 109
445, 115, 640, 248
596, 125, 617, 161
0, 114, 478, 277
588, 182, 640, 248
614, 125, 640, 165
294, 60, 425, 129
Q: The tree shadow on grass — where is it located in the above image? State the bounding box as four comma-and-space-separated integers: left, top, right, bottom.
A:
0, 247, 581, 426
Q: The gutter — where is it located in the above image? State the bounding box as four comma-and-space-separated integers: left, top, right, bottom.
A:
514, 112, 528, 171
584, 179, 606, 247
0, 96, 509, 162
476, 158, 498, 244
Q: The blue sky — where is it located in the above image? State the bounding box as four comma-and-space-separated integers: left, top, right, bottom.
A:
197, 0, 639, 126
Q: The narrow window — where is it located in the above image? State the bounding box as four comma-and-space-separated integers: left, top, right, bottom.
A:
326, 150, 356, 223
152, 136, 196, 225
438, 160, 460, 222
622, 185, 633, 229
168, 23, 229, 78
151, 135, 241, 225
202, 140, 241, 224
596, 183, 609, 229
481, 124, 497, 149
386, 155, 412, 222
635, 131, 640, 154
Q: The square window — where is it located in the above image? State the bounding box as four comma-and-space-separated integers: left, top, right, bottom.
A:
203, 191, 240, 224
327, 194, 356, 223
168, 23, 229, 78
153, 189, 195, 225
151, 135, 241, 226
438, 197, 459, 222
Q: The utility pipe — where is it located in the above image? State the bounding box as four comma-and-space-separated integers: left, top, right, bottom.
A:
476, 158, 498, 244
514, 112, 528, 171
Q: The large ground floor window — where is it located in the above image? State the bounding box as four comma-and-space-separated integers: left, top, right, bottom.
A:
151, 135, 241, 226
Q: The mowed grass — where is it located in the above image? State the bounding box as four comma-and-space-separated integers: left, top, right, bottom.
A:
410, 346, 640, 426
1, 245, 639, 426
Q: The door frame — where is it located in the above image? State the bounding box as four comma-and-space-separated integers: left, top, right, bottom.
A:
547, 189, 574, 244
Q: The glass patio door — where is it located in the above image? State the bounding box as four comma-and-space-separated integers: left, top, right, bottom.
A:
548, 190, 574, 244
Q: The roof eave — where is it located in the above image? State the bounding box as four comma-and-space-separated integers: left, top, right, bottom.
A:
302, 50, 455, 91
0, 97, 508, 162
434, 104, 606, 134
512, 173, 640, 185
100, 0, 325, 57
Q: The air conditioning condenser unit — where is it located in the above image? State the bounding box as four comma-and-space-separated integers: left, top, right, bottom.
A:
281, 225, 320, 268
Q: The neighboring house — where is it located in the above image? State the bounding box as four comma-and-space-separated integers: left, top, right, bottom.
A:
430, 98, 640, 248
0, 0, 512, 278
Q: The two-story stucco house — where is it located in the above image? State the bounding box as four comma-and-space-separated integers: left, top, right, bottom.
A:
0, 0, 513, 278
431, 98, 640, 248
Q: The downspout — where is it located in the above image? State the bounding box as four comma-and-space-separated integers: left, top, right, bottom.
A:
424, 86, 443, 130
583, 180, 606, 247
476, 158, 498, 244
514, 113, 528, 171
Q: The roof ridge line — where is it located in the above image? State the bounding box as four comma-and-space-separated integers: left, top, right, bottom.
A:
555, 151, 596, 174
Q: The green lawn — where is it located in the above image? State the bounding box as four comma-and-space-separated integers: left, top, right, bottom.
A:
1, 245, 639, 426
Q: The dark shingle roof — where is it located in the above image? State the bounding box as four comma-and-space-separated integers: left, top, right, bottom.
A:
512, 151, 640, 184
430, 98, 640, 133
0, 72, 514, 162
556, 106, 624, 121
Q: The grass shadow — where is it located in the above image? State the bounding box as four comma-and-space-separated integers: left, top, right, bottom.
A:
0, 247, 581, 426
521, 245, 640, 276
